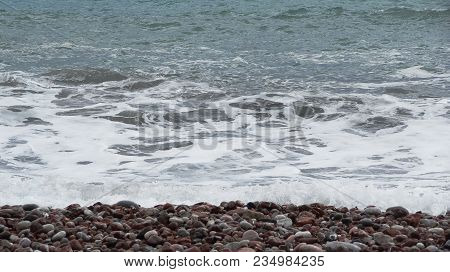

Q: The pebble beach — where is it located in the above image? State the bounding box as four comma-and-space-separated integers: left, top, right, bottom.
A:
0, 201, 448, 252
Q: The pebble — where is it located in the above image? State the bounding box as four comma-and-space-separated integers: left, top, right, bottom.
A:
42, 224, 55, 233
19, 238, 32, 248
373, 232, 394, 247
364, 207, 382, 216
294, 244, 323, 252
428, 227, 444, 236
239, 220, 253, 230
115, 200, 140, 209
144, 230, 158, 240
16, 220, 32, 231
51, 231, 66, 242
22, 204, 39, 211
176, 228, 190, 237
416, 242, 425, 249
275, 215, 293, 228
386, 206, 409, 218
325, 241, 361, 252
146, 235, 164, 246
295, 231, 312, 238
242, 230, 260, 241
420, 219, 438, 228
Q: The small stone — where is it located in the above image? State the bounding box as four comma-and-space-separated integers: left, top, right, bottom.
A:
115, 200, 140, 209
16, 221, 32, 231
275, 215, 293, 228
239, 220, 253, 230
373, 232, 394, 247
295, 231, 312, 238
83, 209, 94, 217
19, 238, 31, 248
428, 227, 444, 236
364, 207, 382, 216
416, 242, 425, 249
22, 204, 39, 211
425, 245, 439, 252
325, 232, 337, 242
76, 232, 91, 242
420, 219, 438, 228
325, 241, 360, 252
144, 230, 158, 240
176, 228, 189, 237
146, 235, 164, 246
52, 231, 66, 241
294, 244, 323, 252
224, 241, 248, 251
238, 247, 255, 252
242, 230, 259, 241
70, 240, 83, 251
169, 217, 184, 225
359, 218, 373, 227
296, 217, 315, 226
444, 240, 450, 249
110, 222, 124, 231
42, 224, 55, 233
386, 206, 409, 218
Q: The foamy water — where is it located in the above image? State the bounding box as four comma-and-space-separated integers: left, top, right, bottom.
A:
0, 0, 449, 214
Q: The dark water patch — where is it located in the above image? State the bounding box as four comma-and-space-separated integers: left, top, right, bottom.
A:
44, 69, 127, 85
230, 98, 284, 111
292, 102, 324, 118
164, 109, 232, 123
14, 155, 45, 165
301, 167, 339, 173
285, 146, 313, 155
77, 161, 93, 165
0, 77, 23, 87
56, 106, 116, 117
272, 8, 309, 20
7, 105, 33, 112
138, 21, 181, 30
257, 120, 287, 128
374, 7, 450, 20
383, 87, 415, 98
395, 108, 414, 116
125, 80, 165, 91
395, 157, 423, 165
22, 117, 52, 126
316, 113, 346, 121
368, 155, 384, 160
52, 94, 97, 108
354, 116, 405, 133
100, 110, 146, 126
110, 141, 193, 156
55, 89, 75, 99
9, 89, 44, 96
351, 164, 408, 175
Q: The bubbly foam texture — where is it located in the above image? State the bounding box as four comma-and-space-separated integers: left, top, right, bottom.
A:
0, 71, 449, 214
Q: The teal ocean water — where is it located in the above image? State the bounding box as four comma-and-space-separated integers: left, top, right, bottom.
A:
0, 1, 449, 213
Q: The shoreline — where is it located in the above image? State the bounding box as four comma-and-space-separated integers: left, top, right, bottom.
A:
1, 201, 448, 252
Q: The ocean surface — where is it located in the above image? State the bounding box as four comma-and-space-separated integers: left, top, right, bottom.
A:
0, 0, 449, 213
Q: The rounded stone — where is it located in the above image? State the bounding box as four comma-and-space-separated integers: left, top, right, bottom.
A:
42, 224, 55, 233
16, 221, 32, 231
115, 200, 140, 209
386, 206, 409, 218
144, 230, 158, 240
295, 231, 312, 238
239, 220, 253, 230
19, 238, 32, 248
51, 231, 66, 241
242, 230, 259, 241
294, 244, 323, 252
364, 207, 382, 216
22, 204, 39, 211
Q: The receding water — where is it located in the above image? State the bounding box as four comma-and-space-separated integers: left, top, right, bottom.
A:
0, 0, 449, 213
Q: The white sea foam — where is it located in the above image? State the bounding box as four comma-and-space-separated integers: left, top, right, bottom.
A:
0, 72, 449, 214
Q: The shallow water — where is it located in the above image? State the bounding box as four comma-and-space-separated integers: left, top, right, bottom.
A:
0, 0, 449, 213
